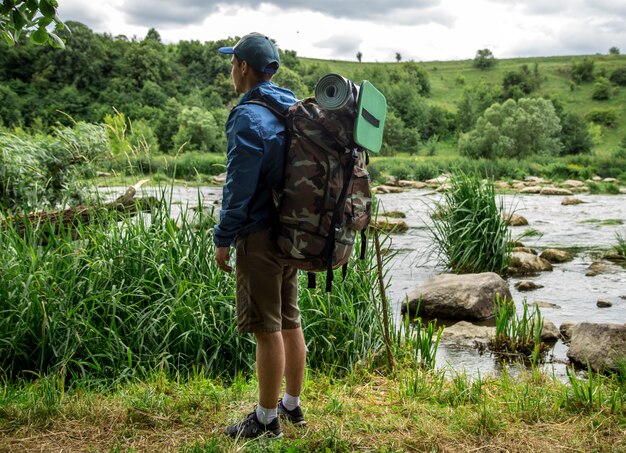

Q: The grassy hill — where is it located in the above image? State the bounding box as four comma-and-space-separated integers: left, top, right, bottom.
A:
299, 54, 626, 154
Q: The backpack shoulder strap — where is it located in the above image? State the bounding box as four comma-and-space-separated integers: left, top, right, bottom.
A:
242, 99, 287, 121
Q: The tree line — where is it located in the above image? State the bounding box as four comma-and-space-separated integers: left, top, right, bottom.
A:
0, 22, 623, 159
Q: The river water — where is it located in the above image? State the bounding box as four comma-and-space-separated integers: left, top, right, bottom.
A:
102, 185, 626, 377
376, 189, 626, 377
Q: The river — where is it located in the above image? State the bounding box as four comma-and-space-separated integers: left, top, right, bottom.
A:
102, 185, 626, 377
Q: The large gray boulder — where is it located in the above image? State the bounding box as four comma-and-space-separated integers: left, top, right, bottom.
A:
567, 323, 626, 372
508, 252, 553, 275
402, 272, 511, 320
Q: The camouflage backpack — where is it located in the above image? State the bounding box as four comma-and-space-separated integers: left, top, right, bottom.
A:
245, 94, 372, 291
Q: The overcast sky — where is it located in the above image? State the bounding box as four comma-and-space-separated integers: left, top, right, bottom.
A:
57, 0, 626, 62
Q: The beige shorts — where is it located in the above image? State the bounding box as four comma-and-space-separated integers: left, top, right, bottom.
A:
235, 229, 300, 333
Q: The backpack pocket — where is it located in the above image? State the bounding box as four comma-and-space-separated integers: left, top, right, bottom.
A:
346, 153, 372, 231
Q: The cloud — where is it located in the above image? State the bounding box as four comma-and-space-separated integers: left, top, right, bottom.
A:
314, 34, 363, 60
583, 0, 626, 16
57, 2, 109, 29
119, 0, 446, 27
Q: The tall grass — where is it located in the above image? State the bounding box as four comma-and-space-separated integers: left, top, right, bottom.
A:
427, 170, 512, 275
0, 189, 386, 382
490, 295, 547, 362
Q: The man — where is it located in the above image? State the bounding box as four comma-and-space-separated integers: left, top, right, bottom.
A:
214, 32, 306, 439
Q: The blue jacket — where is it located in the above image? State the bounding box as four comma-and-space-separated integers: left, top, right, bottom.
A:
213, 81, 298, 247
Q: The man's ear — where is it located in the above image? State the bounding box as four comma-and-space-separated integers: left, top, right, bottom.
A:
240, 60, 249, 75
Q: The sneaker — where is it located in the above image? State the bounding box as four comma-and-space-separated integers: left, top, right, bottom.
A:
277, 399, 307, 426
224, 411, 283, 439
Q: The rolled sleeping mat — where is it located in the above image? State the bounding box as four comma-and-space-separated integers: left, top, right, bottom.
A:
315, 73, 358, 112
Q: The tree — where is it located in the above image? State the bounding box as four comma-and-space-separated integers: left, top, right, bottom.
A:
395, 52, 401, 63
0, 0, 67, 47
472, 48, 496, 70
459, 98, 562, 159
356, 51, 362, 63
549, 99, 593, 155
455, 82, 502, 132
173, 106, 224, 153
559, 112, 593, 155
609, 46, 620, 55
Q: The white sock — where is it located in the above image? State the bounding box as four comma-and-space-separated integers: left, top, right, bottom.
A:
256, 404, 277, 425
282, 392, 300, 411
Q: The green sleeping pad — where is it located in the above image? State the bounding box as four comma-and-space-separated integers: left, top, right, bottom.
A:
354, 80, 387, 154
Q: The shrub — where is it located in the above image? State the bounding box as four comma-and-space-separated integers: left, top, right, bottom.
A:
587, 108, 619, 128
427, 170, 512, 275
592, 77, 612, 100
502, 65, 539, 100
609, 67, 626, 86
571, 58, 595, 83
0, 123, 108, 212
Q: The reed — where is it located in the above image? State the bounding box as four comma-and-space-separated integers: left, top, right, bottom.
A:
490, 295, 548, 361
427, 170, 512, 276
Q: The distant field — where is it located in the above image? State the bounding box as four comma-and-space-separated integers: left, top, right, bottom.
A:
300, 54, 626, 153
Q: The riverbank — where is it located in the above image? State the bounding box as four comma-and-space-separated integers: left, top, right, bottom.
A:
1, 364, 624, 452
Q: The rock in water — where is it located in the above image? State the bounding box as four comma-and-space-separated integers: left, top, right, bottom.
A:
508, 252, 553, 275
567, 323, 626, 372
539, 248, 573, 263
514, 280, 544, 291
402, 272, 512, 321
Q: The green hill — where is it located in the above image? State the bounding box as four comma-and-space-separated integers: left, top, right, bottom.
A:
298, 54, 626, 153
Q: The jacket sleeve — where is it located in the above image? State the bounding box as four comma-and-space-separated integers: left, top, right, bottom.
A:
213, 108, 265, 247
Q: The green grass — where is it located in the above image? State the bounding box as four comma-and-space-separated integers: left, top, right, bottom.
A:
0, 364, 624, 451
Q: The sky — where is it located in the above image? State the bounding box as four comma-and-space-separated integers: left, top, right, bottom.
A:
57, 0, 626, 62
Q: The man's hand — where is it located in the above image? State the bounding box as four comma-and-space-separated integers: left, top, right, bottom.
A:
215, 246, 233, 273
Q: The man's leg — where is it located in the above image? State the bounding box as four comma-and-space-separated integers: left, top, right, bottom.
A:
282, 327, 306, 396
255, 331, 285, 409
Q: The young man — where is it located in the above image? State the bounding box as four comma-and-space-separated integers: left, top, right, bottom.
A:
214, 32, 307, 439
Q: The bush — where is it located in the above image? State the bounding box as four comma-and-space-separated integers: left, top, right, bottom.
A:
609, 67, 626, 86
0, 123, 108, 212
587, 108, 619, 128
592, 77, 612, 100
502, 65, 539, 100
571, 58, 595, 83
427, 170, 512, 275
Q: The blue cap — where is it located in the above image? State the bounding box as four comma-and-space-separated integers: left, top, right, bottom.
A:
218, 32, 280, 74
